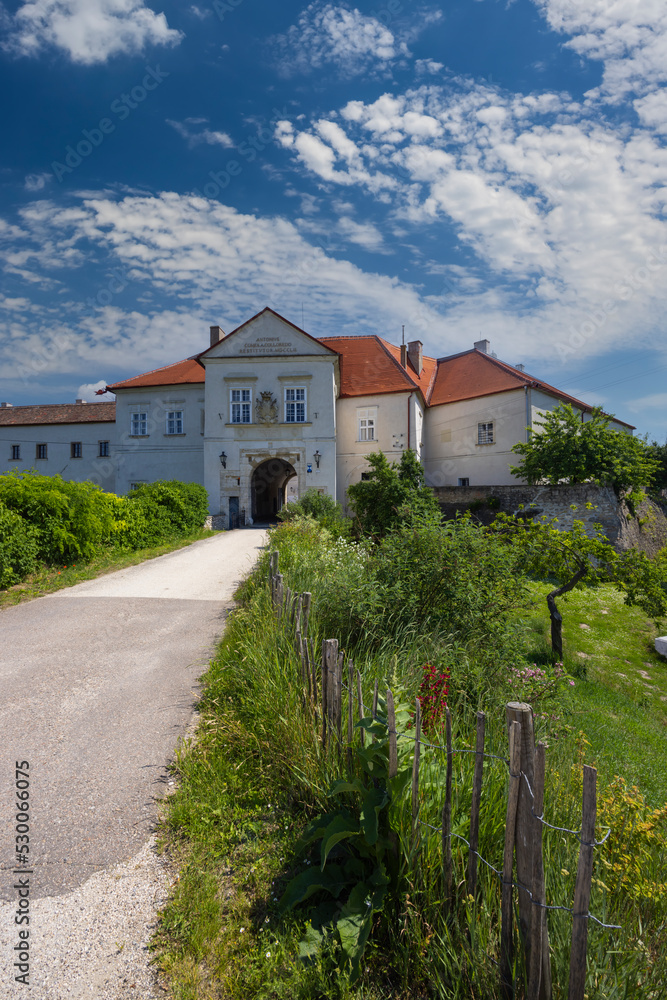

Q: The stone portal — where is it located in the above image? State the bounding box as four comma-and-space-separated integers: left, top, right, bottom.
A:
251, 457, 297, 522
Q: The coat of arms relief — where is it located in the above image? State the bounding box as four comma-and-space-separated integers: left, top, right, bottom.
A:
255, 391, 279, 423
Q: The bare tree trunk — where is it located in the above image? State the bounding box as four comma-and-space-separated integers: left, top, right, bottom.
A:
546, 563, 588, 659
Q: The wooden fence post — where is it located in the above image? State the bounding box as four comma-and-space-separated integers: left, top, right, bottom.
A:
501, 719, 522, 1000
411, 699, 422, 833
321, 639, 338, 747
386, 689, 398, 780
506, 702, 536, 957
357, 670, 365, 748
274, 573, 283, 615
335, 652, 344, 740
347, 661, 354, 771
528, 741, 552, 1000
301, 592, 312, 637
442, 706, 453, 907
568, 765, 597, 1000
467, 710, 486, 899
309, 638, 317, 708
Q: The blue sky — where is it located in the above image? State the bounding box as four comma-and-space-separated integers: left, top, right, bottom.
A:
0, 0, 666, 440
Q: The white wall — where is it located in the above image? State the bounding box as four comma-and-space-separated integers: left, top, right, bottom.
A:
336, 391, 419, 506
423, 389, 529, 486
201, 311, 338, 517
0, 420, 116, 491
113, 386, 205, 495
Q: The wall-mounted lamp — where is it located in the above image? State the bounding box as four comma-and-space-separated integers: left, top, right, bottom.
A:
219, 451, 227, 468
313, 450, 321, 469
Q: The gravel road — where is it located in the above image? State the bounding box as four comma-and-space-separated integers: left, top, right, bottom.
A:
0, 528, 267, 998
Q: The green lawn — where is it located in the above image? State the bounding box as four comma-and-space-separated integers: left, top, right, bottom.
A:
523, 580, 667, 805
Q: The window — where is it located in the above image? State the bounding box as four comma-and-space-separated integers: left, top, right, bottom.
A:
98, 441, 109, 457
477, 421, 494, 445
11, 445, 20, 460
285, 387, 306, 423
458, 477, 470, 487
230, 388, 251, 424
71, 441, 82, 458
358, 408, 376, 441
131, 412, 147, 436
36, 443, 47, 460
166, 410, 183, 435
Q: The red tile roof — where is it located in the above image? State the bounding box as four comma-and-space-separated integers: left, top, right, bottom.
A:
318, 335, 436, 400
428, 349, 634, 428
107, 357, 204, 391
0, 402, 116, 426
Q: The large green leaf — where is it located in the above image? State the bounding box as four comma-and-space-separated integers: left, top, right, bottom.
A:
328, 778, 364, 798
320, 814, 360, 869
297, 923, 323, 959
279, 865, 344, 912
336, 909, 373, 984
359, 785, 388, 845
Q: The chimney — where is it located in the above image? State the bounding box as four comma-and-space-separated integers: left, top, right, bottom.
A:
474, 339, 491, 354
75, 398, 87, 404
400, 344, 407, 367
0, 402, 12, 408
407, 340, 423, 374
515, 363, 525, 372
210, 324, 225, 347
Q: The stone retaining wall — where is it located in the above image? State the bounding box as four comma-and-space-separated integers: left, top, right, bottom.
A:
431, 484, 667, 555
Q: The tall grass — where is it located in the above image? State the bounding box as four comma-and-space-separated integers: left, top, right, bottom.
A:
156, 517, 667, 999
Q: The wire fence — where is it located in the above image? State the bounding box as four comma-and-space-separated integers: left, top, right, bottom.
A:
268, 553, 620, 1000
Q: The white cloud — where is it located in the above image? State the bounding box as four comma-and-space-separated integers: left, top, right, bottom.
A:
626, 391, 667, 414
4, 0, 182, 64
167, 118, 235, 149
275, 82, 667, 365
271, 2, 409, 77
533, 0, 667, 104
24, 172, 52, 192
0, 192, 457, 384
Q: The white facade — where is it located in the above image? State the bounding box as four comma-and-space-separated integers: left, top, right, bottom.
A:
0, 404, 116, 491
113, 386, 206, 495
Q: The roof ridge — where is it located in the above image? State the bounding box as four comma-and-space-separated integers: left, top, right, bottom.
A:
374, 336, 419, 390
111, 357, 196, 387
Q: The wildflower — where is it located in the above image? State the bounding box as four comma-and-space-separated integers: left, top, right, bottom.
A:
569, 680, 575, 686
266, 951, 271, 959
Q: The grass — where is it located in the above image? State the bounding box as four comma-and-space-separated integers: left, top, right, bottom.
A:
0, 528, 218, 610
153, 525, 667, 1000
522, 580, 667, 805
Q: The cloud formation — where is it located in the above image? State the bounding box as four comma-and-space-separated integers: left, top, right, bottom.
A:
3, 0, 182, 64
271, 2, 409, 77
167, 118, 235, 149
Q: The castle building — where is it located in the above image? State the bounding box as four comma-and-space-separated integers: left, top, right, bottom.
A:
0, 308, 633, 522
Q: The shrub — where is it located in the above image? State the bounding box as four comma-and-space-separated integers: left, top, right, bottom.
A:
278, 488, 349, 537
0, 470, 116, 563
0, 501, 38, 586
347, 450, 441, 537
126, 480, 209, 543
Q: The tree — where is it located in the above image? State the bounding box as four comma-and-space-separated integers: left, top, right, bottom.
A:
490, 511, 667, 658
346, 450, 441, 538
646, 438, 667, 494
510, 403, 659, 499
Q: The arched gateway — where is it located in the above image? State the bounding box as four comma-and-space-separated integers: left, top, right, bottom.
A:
251, 457, 296, 522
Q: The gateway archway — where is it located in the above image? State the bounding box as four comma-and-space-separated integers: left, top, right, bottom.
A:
251, 458, 297, 522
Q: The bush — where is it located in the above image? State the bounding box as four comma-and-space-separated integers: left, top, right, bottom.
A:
347, 450, 441, 537
277, 488, 349, 537
0, 501, 38, 587
0, 470, 116, 563
125, 480, 209, 545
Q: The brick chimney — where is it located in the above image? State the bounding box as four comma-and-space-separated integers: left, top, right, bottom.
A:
210, 325, 225, 347
474, 339, 491, 354
407, 340, 423, 374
